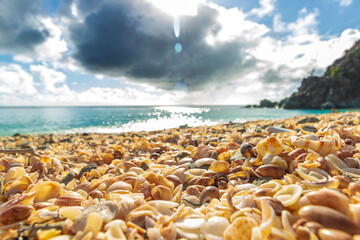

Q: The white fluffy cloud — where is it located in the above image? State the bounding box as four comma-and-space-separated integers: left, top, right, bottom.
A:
14, 17, 68, 64
30, 65, 66, 92
247, 0, 277, 18
334, 0, 353, 7
0, 64, 37, 95
1, 85, 184, 106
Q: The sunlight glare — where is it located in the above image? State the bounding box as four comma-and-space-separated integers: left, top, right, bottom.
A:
174, 18, 180, 38
147, 0, 202, 17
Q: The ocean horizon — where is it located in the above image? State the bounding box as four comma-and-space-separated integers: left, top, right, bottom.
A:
0, 105, 357, 137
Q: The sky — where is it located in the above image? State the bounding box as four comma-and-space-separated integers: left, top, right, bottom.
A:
0, 0, 360, 106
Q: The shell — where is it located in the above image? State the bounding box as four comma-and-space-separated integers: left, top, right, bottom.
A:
194, 158, 216, 168
258, 198, 275, 238
59, 206, 82, 220
325, 154, 348, 172
84, 212, 103, 236
208, 161, 229, 175
165, 175, 183, 187
199, 186, 220, 204
224, 217, 258, 240
301, 179, 339, 190
181, 194, 201, 208
4, 162, 24, 173
126, 206, 157, 228
105, 221, 127, 240
318, 228, 352, 240
175, 217, 206, 239
55, 191, 85, 206
151, 185, 173, 200
291, 136, 336, 156
299, 205, 360, 234
281, 210, 296, 237
0, 204, 34, 226
295, 166, 330, 182
74, 182, 92, 193
31, 181, 60, 203
88, 190, 104, 199
192, 145, 212, 160
241, 143, 255, 158
4, 167, 26, 182
148, 199, 178, 208
106, 181, 133, 193
256, 137, 283, 157
72, 201, 119, 233
299, 188, 350, 215
255, 164, 285, 179
204, 216, 230, 238
274, 184, 302, 207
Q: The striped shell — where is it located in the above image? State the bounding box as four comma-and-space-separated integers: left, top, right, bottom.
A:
55, 191, 85, 206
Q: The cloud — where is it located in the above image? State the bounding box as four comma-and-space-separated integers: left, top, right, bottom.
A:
1, 85, 184, 106
239, 8, 360, 102
1, 0, 360, 106
247, 0, 277, 19
49, 0, 360, 104
0, 0, 68, 65
0, 64, 37, 95
66, 0, 268, 91
273, 8, 319, 39
334, 0, 353, 7
0, 0, 48, 54
30, 65, 67, 92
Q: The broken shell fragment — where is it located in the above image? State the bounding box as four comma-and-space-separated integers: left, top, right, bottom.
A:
71, 201, 119, 233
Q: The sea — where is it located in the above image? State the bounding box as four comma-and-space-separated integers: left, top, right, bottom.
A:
0, 106, 357, 137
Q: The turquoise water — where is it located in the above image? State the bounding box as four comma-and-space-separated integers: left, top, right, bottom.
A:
0, 106, 356, 136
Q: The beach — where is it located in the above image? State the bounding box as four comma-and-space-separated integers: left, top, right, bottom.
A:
1, 112, 360, 239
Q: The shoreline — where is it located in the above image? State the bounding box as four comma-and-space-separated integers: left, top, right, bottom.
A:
0, 106, 357, 137
1, 112, 360, 239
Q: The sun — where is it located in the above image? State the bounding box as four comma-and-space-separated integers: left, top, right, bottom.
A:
147, 0, 202, 17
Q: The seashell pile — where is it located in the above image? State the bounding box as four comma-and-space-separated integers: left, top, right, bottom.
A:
1, 112, 360, 239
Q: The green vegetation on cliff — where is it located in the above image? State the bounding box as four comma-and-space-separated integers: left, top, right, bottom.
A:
279, 40, 360, 109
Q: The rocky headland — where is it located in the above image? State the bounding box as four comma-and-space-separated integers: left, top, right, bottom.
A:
249, 39, 360, 109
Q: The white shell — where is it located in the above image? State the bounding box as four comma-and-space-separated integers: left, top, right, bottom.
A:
204, 216, 230, 237
295, 166, 330, 182
175, 218, 206, 230
105, 220, 127, 232
175, 228, 199, 240
274, 184, 302, 207
148, 200, 179, 209
326, 154, 348, 170
105, 221, 126, 240
194, 158, 216, 168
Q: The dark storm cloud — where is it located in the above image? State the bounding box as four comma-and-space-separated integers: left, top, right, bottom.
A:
0, 0, 49, 53
68, 0, 258, 91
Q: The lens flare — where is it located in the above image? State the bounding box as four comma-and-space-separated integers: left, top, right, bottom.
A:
175, 43, 182, 53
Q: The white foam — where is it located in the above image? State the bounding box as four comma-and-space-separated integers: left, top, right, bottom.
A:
55, 112, 219, 135
154, 106, 210, 114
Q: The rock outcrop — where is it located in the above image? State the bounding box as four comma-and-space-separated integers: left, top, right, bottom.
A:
280, 40, 360, 109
